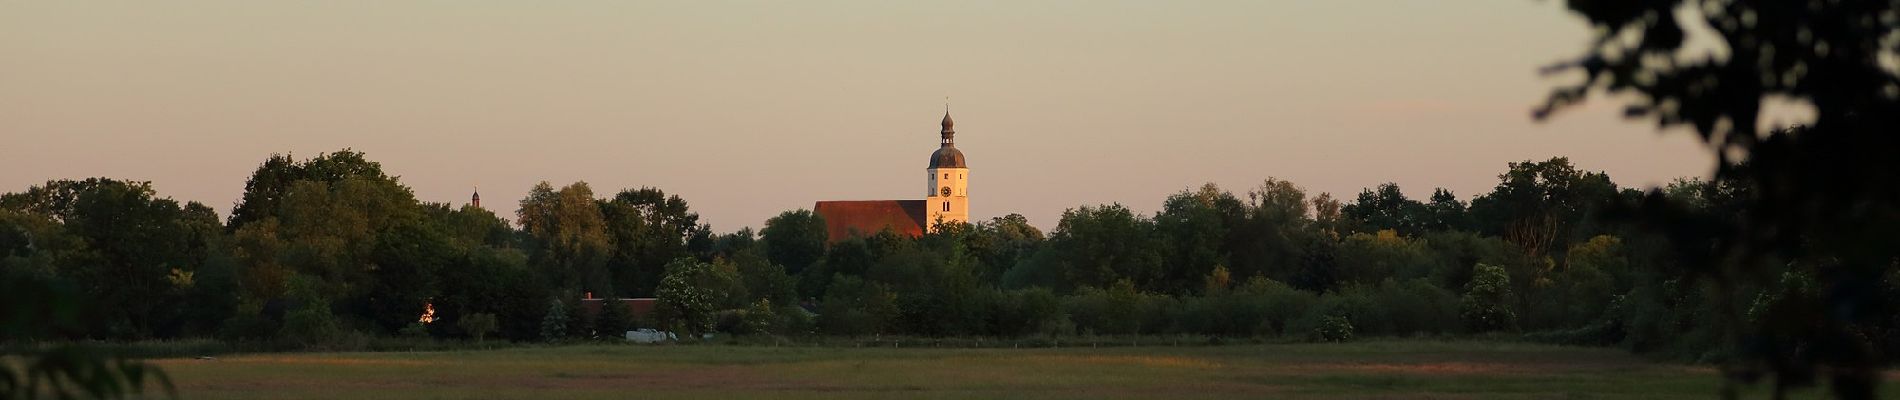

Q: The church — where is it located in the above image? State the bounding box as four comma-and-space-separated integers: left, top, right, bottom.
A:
812, 112, 970, 242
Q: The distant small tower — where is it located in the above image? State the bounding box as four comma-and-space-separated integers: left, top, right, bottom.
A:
471, 186, 482, 209
925, 112, 969, 231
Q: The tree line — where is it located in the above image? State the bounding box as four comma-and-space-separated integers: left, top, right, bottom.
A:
0, 150, 1890, 362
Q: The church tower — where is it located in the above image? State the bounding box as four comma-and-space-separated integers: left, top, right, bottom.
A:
925, 112, 969, 231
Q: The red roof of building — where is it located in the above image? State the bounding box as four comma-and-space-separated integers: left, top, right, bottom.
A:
813, 200, 926, 242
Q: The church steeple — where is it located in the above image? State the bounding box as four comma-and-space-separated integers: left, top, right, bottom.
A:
924, 110, 969, 232
940, 112, 955, 146
471, 186, 482, 209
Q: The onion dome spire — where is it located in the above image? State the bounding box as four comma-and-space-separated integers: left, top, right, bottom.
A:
928, 109, 966, 169
940, 111, 956, 146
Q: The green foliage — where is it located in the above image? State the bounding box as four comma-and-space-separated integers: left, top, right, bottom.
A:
539, 299, 568, 342
1461, 264, 1517, 333
732, 250, 797, 305
985, 287, 1063, 337
228, 149, 397, 229
0, 178, 219, 339
517, 181, 612, 293
279, 307, 343, 349
595, 297, 632, 337
434, 247, 542, 341
399, 322, 429, 338
361, 220, 450, 333
817, 275, 898, 336
1153, 184, 1238, 294
774, 303, 816, 336
1342, 183, 1430, 236
0, 268, 175, 399
1063, 281, 1173, 335
1047, 205, 1165, 291
654, 258, 722, 337
1520, 235, 1624, 330
1540, 0, 1900, 390
600, 187, 706, 297
17, 142, 1900, 399
1366, 279, 1461, 336
1314, 316, 1354, 343
1334, 230, 1435, 285
760, 209, 826, 275
458, 313, 498, 343
717, 299, 781, 336
961, 214, 1044, 283
1467, 157, 1617, 262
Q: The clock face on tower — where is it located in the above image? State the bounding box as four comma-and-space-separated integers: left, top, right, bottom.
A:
940, 186, 953, 197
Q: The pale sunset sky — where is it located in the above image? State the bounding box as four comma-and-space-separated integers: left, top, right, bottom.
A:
0, 1, 1733, 232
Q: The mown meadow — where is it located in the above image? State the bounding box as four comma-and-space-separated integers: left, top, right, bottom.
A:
152, 340, 1890, 400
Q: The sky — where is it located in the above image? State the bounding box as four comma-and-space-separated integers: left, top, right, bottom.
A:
0, 1, 1733, 232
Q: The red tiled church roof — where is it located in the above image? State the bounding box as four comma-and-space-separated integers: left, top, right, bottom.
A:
813, 200, 926, 242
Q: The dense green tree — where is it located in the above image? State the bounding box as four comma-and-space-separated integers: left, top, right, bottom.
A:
1520, 235, 1622, 330
760, 209, 826, 275
1425, 188, 1469, 232
539, 298, 568, 342
961, 214, 1044, 283
730, 249, 798, 306
709, 227, 759, 259
228, 149, 394, 230
517, 181, 612, 293
1419, 231, 1527, 293
434, 247, 541, 341
600, 187, 707, 297
0, 179, 220, 338
1154, 184, 1237, 294
1467, 157, 1617, 262
1228, 179, 1313, 286
356, 220, 451, 333
1342, 183, 1430, 236
1045, 204, 1165, 291
429, 203, 517, 250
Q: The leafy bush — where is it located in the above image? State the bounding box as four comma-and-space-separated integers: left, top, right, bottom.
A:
742, 299, 777, 335
458, 313, 498, 343
1064, 281, 1172, 335
216, 312, 279, 342
1315, 316, 1354, 342
775, 303, 816, 336
279, 307, 343, 349
1369, 278, 1459, 336
399, 322, 430, 338
987, 287, 1062, 337
818, 275, 898, 336
1461, 263, 1517, 332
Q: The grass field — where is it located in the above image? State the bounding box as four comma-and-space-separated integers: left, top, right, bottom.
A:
154, 340, 1890, 399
